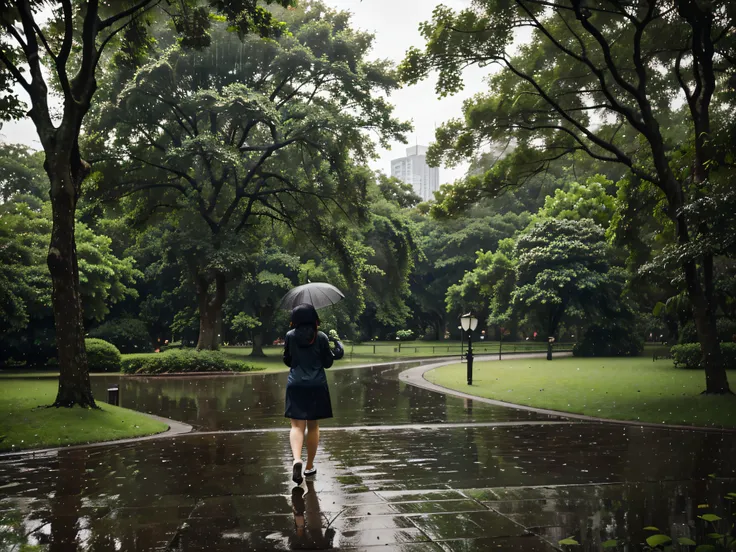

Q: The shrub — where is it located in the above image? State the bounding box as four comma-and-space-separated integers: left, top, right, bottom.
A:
573, 324, 643, 357
85, 338, 122, 373
396, 329, 415, 341
671, 342, 736, 369
121, 350, 257, 375
89, 318, 153, 354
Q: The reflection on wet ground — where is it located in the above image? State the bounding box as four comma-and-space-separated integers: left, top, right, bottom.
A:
88, 363, 555, 431
1, 364, 735, 551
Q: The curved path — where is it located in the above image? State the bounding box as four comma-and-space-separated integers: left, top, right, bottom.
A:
0, 358, 735, 551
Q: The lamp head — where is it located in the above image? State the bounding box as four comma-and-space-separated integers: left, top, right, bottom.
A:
460, 313, 479, 332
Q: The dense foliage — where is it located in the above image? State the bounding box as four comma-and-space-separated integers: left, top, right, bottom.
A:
88, 319, 153, 354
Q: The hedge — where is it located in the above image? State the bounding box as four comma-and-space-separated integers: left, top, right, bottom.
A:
85, 338, 122, 373
121, 349, 257, 375
89, 318, 153, 354
670, 342, 736, 369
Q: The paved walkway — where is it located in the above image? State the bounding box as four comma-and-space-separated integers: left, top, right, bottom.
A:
0, 359, 735, 551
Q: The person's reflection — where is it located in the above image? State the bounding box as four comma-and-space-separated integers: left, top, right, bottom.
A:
290, 481, 335, 549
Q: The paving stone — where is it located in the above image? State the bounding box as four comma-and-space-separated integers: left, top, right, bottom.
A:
332, 513, 417, 532
338, 527, 429, 547
436, 535, 557, 551
390, 499, 487, 514
377, 490, 466, 502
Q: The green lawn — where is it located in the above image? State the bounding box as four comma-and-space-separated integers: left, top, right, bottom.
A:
0, 379, 168, 452
426, 357, 736, 429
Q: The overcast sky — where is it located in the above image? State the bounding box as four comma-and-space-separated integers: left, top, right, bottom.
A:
0, 0, 489, 185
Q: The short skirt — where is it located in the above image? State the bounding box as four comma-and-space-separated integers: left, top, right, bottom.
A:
284, 383, 333, 420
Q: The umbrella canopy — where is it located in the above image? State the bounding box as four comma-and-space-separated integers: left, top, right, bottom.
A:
279, 282, 345, 311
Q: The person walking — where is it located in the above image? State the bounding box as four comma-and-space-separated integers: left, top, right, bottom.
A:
284, 304, 344, 484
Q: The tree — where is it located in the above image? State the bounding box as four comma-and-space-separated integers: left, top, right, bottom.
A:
446, 238, 517, 338
513, 219, 611, 359
0, 144, 47, 201
0, 199, 140, 366
224, 243, 298, 356
375, 172, 422, 209
401, 0, 735, 392
410, 200, 531, 340
357, 180, 420, 338
93, 5, 408, 350
0, 0, 293, 406
536, 175, 615, 229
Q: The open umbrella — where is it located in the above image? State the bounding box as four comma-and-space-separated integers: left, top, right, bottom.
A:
279, 282, 345, 311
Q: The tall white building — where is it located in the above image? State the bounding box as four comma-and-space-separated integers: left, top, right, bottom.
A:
390, 145, 440, 202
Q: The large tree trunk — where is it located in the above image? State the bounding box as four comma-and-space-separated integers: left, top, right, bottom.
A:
250, 334, 265, 357
196, 273, 227, 351
671, 3, 728, 393
684, 253, 729, 394
251, 304, 275, 358
46, 157, 96, 408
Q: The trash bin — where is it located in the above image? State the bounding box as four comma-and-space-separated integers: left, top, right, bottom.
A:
107, 386, 119, 406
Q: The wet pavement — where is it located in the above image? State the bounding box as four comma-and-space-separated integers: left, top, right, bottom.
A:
1, 363, 736, 551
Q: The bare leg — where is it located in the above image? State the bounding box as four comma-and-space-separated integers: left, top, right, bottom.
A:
306, 420, 319, 470
290, 419, 307, 462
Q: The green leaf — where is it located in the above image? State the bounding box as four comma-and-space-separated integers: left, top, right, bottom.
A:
678, 537, 697, 546
558, 538, 579, 546
602, 539, 619, 548
707, 533, 724, 539
697, 504, 709, 509
698, 514, 722, 522
644, 526, 661, 531
646, 534, 672, 548
708, 473, 717, 479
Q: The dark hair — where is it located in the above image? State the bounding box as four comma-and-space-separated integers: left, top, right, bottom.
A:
290, 304, 320, 327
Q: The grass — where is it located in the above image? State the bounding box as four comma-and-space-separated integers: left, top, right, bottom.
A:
0, 379, 168, 452
426, 357, 736, 429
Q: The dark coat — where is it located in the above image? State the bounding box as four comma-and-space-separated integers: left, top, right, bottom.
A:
283, 325, 344, 420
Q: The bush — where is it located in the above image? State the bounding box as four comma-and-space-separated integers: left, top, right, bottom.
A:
88, 318, 153, 354
121, 350, 257, 375
573, 324, 644, 357
85, 338, 122, 373
395, 329, 415, 341
671, 342, 736, 369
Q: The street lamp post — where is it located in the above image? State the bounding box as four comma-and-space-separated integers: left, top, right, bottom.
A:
499, 327, 503, 361
460, 313, 479, 385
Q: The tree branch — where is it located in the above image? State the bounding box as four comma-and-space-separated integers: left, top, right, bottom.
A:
0, 49, 31, 93
99, 0, 158, 30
